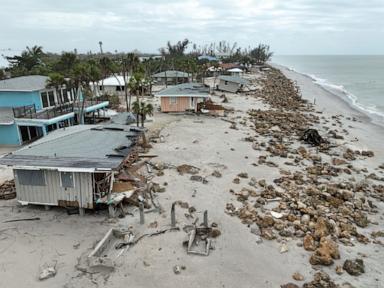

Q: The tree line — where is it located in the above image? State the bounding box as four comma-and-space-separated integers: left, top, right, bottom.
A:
1, 40, 274, 113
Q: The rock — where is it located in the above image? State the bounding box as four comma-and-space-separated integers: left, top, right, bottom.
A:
292, 272, 304, 281
250, 224, 261, 236
211, 170, 222, 178
354, 212, 368, 228
233, 177, 240, 184
261, 215, 275, 227
261, 228, 276, 240
173, 265, 181, 274
361, 150, 374, 157
332, 158, 347, 166
238, 172, 248, 178
343, 259, 365, 276
314, 217, 331, 240
309, 237, 339, 266
281, 283, 300, 288
301, 214, 310, 225
280, 243, 289, 253
39, 266, 57, 281
190, 175, 203, 182
303, 234, 316, 251
335, 265, 344, 275
303, 271, 337, 288
271, 211, 283, 219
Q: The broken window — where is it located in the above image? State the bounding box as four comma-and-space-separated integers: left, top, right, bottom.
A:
60, 172, 74, 188
17, 170, 45, 186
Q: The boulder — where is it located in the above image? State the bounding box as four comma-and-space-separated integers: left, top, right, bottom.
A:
343, 259, 365, 276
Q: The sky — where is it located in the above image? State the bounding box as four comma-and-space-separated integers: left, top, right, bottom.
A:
1, 0, 384, 65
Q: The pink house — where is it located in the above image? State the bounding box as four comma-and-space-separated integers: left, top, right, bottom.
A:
156, 83, 210, 113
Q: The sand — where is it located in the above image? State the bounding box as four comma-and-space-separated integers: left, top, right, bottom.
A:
0, 68, 383, 288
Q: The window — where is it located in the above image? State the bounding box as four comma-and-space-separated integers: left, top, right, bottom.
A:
48, 91, 55, 106
225, 81, 228, 85
62, 89, 69, 103
60, 172, 74, 188
41, 90, 56, 108
169, 97, 177, 104
41, 92, 49, 108
17, 170, 45, 186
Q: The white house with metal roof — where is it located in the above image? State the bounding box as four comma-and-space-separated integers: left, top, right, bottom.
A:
155, 83, 210, 112
217, 75, 249, 93
0, 124, 141, 214
151, 70, 191, 85
0, 75, 109, 146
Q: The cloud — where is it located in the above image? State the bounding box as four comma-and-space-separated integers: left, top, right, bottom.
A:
0, 0, 383, 55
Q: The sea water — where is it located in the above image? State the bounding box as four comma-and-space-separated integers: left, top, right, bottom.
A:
273, 55, 384, 123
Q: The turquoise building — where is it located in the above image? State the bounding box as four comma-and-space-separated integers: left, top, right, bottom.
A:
0, 75, 109, 145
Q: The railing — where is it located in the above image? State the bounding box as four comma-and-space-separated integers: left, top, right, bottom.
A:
13, 101, 108, 120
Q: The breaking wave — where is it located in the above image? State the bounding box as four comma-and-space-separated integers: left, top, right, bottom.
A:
285, 66, 384, 124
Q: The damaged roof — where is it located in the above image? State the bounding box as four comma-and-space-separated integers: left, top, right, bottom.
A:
152, 70, 190, 78
0, 75, 49, 92
155, 83, 210, 98
0, 124, 140, 170
219, 75, 249, 85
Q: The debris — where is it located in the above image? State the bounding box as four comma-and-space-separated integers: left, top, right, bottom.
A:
300, 129, 326, 146
303, 235, 316, 251
343, 259, 365, 276
309, 237, 340, 266
0, 180, 16, 200
177, 164, 200, 175
335, 265, 344, 275
3, 217, 40, 223
238, 172, 248, 178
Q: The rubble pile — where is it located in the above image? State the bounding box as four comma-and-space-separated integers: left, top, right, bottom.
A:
225, 67, 383, 286
0, 180, 16, 200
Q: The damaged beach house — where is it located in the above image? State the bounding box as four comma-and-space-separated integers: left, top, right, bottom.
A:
155, 82, 211, 113
0, 124, 142, 215
217, 75, 249, 93
151, 70, 191, 86
0, 75, 109, 146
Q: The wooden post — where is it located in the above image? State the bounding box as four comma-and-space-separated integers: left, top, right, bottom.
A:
203, 210, 208, 227
171, 202, 176, 227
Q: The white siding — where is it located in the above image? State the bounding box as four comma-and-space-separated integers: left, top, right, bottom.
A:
14, 169, 94, 208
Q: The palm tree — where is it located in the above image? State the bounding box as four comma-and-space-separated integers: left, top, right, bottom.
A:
140, 102, 153, 127
131, 101, 154, 127
131, 101, 141, 127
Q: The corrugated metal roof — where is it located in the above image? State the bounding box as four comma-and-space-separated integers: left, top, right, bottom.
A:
155, 83, 210, 98
152, 70, 190, 78
0, 124, 139, 169
0, 107, 15, 125
0, 75, 49, 92
219, 75, 249, 85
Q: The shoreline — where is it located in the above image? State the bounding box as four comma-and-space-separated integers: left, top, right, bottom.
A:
272, 63, 384, 130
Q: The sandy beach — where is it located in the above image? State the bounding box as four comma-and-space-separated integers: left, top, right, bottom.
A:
0, 66, 383, 288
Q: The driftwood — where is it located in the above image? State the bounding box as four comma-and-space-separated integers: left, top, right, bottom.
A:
3, 217, 40, 223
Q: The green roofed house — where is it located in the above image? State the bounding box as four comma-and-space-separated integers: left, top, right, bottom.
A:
152, 70, 191, 85
155, 83, 210, 112
217, 75, 249, 93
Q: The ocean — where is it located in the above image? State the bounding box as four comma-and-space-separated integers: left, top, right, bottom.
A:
273, 55, 384, 123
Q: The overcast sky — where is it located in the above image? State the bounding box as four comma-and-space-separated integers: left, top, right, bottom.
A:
1, 0, 384, 63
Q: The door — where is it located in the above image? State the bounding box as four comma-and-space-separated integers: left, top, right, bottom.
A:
190, 97, 196, 110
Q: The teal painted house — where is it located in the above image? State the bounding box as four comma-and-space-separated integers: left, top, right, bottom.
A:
0, 75, 109, 146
